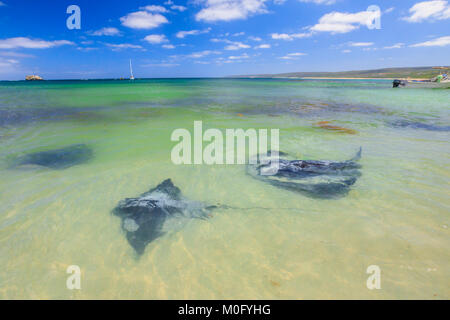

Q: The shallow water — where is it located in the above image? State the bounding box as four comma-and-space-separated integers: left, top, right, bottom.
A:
0, 79, 448, 299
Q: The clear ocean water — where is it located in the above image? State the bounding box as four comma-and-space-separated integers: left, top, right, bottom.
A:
0, 78, 448, 299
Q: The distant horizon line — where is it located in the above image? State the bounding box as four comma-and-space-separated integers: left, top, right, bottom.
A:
1, 65, 448, 82
0, 77, 401, 81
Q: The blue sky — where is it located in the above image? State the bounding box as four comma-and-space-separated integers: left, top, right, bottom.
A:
0, 0, 449, 79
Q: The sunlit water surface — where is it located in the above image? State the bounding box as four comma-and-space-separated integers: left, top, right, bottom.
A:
0, 79, 448, 299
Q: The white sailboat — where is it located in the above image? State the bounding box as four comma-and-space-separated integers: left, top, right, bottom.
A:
129, 59, 135, 80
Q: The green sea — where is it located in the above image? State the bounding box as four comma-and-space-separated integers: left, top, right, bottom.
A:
0, 79, 448, 299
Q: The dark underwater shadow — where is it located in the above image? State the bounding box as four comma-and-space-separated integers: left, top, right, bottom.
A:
8, 144, 93, 170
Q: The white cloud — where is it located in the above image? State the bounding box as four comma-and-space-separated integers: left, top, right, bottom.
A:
0, 57, 19, 72
0, 37, 73, 49
106, 43, 144, 51
0, 58, 18, 66
212, 38, 251, 50
274, 8, 382, 37
176, 28, 211, 38
215, 52, 251, 64
271, 33, 291, 40
410, 35, 450, 47
142, 63, 180, 67
349, 42, 374, 47
164, 0, 187, 11
228, 53, 249, 59
254, 44, 271, 49
195, 0, 268, 22
310, 9, 381, 34
120, 11, 168, 29
299, 0, 336, 5
162, 44, 176, 49
0, 1, 6, 7
384, 7, 395, 14
140, 5, 169, 13
194, 61, 211, 64
187, 50, 221, 58
384, 43, 405, 49
224, 41, 250, 50
77, 47, 98, 52
171, 5, 187, 12
143, 34, 168, 44
91, 27, 121, 36
402, 0, 450, 22
248, 36, 262, 41
342, 49, 351, 53
280, 52, 307, 59
271, 32, 312, 40
0, 51, 34, 58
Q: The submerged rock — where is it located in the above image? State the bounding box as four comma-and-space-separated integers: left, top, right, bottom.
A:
11, 144, 93, 169
25, 75, 44, 81
0, 108, 102, 127
247, 148, 362, 199
113, 179, 216, 256
390, 120, 450, 132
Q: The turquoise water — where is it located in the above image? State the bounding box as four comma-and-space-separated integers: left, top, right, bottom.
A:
0, 79, 448, 299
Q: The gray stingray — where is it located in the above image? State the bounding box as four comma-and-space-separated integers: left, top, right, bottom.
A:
10, 144, 93, 169
247, 148, 362, 199
390, 120, 450, 132
113, 179, 217, 256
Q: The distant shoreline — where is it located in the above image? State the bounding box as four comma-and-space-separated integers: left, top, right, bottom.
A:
230, 66, 449, 81
301, 77, 428, 80
239, 76, 430, 81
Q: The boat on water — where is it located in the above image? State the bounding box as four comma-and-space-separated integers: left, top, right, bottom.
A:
393, 67, 449, 88
129, 59, 135, 80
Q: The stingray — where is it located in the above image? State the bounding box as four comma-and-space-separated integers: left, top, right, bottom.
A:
247, 148, 362, 199
10, 144, 93, 169
113, 179, 218, 256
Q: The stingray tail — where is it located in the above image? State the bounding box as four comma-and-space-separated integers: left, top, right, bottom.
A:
208, 204, 303, 212
349, 147, 362, 162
